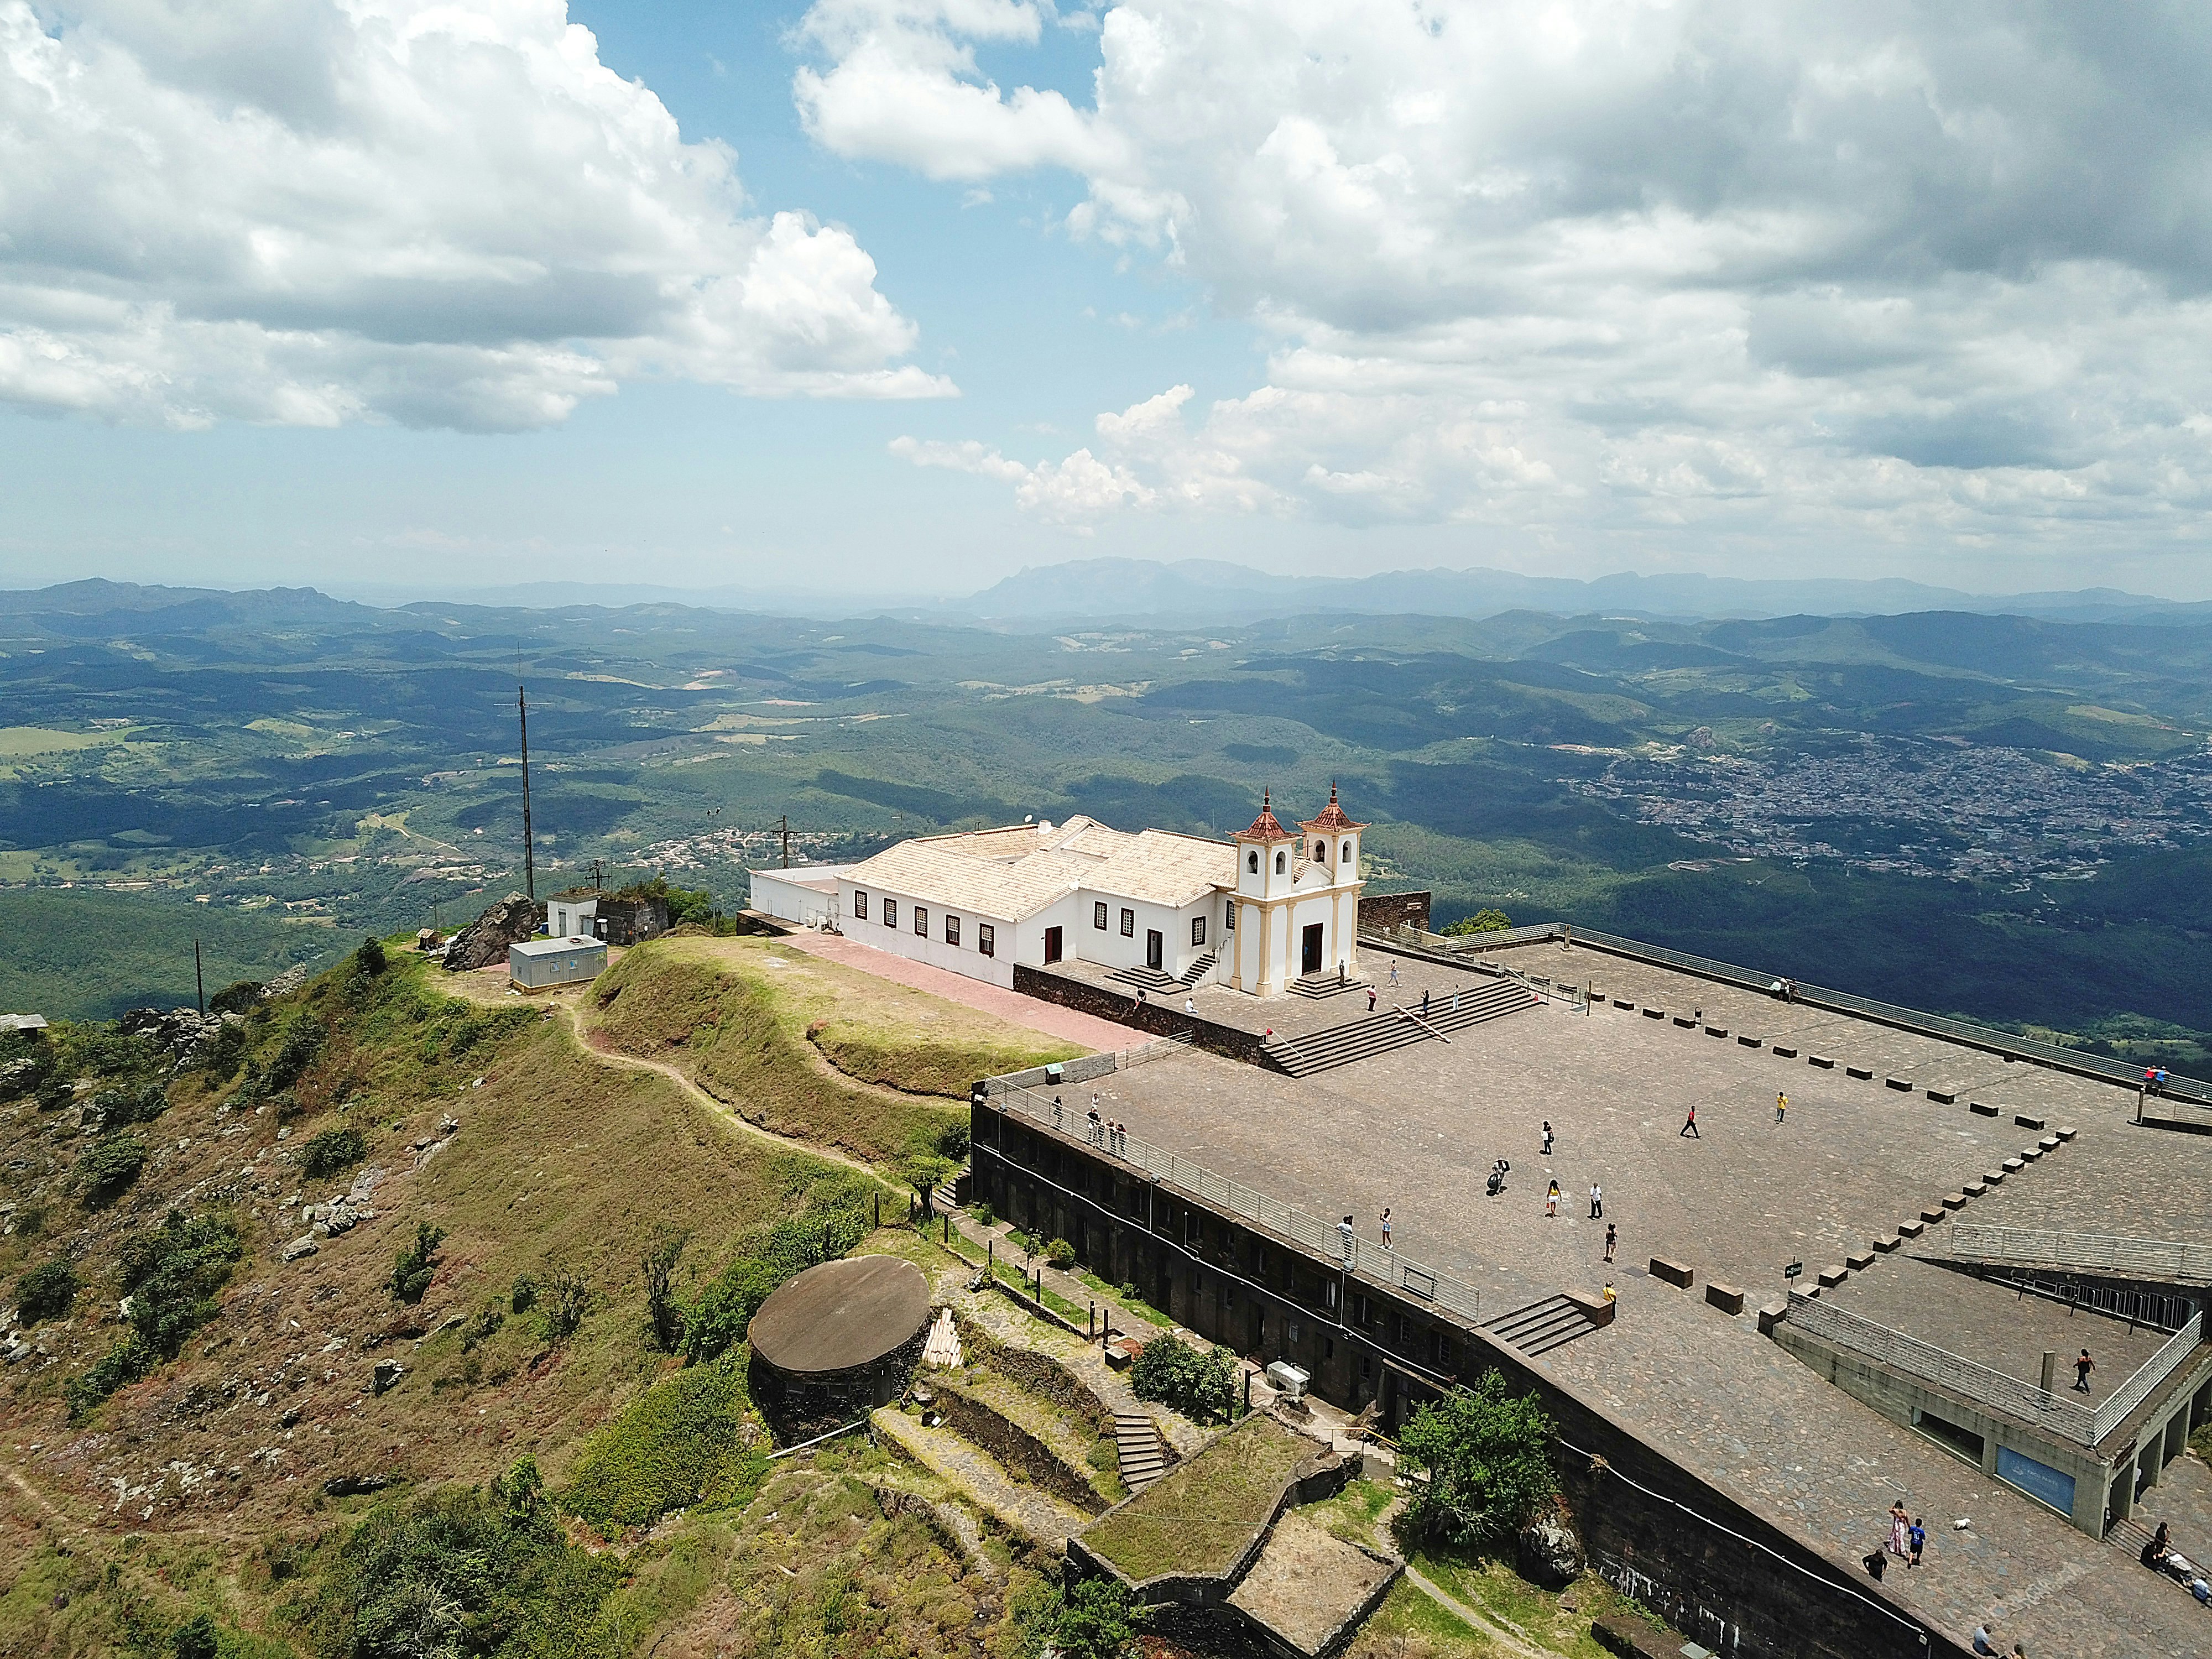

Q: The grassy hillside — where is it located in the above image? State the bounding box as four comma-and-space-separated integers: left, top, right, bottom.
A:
0, 889, 341, 1021
0, 940, 1055, 1658
583, 937, 1074, 1166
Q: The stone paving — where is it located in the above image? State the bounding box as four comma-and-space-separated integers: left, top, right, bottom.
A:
777, 930, 1139, 1052
1058, 942, 2210, 1656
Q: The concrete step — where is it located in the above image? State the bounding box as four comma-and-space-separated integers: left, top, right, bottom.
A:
1484, 1293, 1602, 1357
1106, 964, 1179, 993
1113, 1411, 1165, 1490
1178, 951, 1219, 988
1266, 982, 1536, 1077
1289, 973, 1370, 999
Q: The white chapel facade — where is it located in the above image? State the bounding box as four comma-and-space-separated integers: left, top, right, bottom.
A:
747, 790, 1365, 997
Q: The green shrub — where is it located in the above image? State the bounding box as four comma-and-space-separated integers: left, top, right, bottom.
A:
539, 1265, 590, 1342
1129, 1334, 1240, 1424
88, 1081, 168, 1129
681, 1259, 783, 1364
972, 1201, 995, 1227
461, 1301, 505, 1353
1045, 1237, 1076, 1270
1441, 908, 1514, 937
65, 1209, 242, 1420
15, 1258, 79, 1323
262, 1013, 327, 1093
390, 1222, 446, 1305
1011, 1574, 1141, 1659
510, 1274, 538, 1314
313, 1458, 622, 1659
643, 1231, 686, 1352
354, 936, 388, 976
208, 980, 263, 1016
680, 1184, 873, 1363
75, 1130, 149, 1207
1398, 1370, 1559, 1546
302, 1128, 367, 1180
170, 1611, 219, 1659
560, 1354, 768, 1532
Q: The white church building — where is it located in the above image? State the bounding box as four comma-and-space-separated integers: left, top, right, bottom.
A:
747, 790, 1368, 997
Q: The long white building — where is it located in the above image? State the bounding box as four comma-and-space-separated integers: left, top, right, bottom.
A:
747, 790, 1368, 997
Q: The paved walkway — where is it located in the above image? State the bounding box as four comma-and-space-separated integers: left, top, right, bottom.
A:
778, 931, 1138, 1053
872, 1404, 1092, 1547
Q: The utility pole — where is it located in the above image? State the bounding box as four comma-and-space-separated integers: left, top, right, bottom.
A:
194, 941, 204, 1016
780, 813, 791, 869
518, 682, 535, 902
592, 857, 603, 894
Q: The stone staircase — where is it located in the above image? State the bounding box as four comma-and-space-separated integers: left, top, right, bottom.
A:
1289, 972, 1368, 999
1484, 1293, 1605, 1357
1178, 950, 1218, 988
1114, 1411, 1166, 1491
1262, 979, 1537, 1078
1105, 964, 1179, 994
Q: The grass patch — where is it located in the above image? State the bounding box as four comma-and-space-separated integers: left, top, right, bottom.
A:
1081, 1413, 1308, 1583
1297, 1475, 1398, 1553
561, 1353, 770, 1533
1074, 1267, 1173, 1327
1411, 1555, 1659, 1659
1343, 1575, 1495, 1658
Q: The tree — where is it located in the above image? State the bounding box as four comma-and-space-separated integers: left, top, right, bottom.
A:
643, 1230, 687, 1351
354, 935, 388, 976
1055, 1577, 1141, 1659
16, 1258, 80, 1324
901, 1151, 956, 1219
170, 1612, 220, 1659
1129, 1333, 1241, 1424
1397, 1371, 1559, 1547
1442, 909, 1514, 937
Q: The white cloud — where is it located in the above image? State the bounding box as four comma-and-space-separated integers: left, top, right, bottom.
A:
822, 1, 2212, 566
0, 0, 951, 431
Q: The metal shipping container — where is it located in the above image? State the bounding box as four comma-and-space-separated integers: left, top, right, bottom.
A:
508, 936, 608, 990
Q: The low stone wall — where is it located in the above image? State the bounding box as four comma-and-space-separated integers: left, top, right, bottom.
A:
1358, 890, 1432, 933
951, 1307, 1115, 1437
929, 1378, 1109, 1516
1013, 965, 1271, 1066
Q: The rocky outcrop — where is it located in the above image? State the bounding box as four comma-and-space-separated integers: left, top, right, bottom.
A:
117, 1006, 241, 1068
301, 1167, 386, 1238
443, 894, 542, 972
1517, 1510, 1584, 1587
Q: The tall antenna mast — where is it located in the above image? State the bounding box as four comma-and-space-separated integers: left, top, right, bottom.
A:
519, 681, 535, 902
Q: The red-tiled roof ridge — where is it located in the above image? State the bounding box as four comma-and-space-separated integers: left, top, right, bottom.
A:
1300, 783, 1366, 832
1235, 788, 1290, 841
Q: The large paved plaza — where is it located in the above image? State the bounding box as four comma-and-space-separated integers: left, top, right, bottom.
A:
1054, 937, 2212, 1658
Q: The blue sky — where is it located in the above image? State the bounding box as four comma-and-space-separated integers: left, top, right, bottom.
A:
4, 2, 2212, 601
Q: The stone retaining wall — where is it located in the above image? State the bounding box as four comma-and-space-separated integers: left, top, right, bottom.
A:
1357, 890, 1432, 933
928, 1378, 1108, 1516
1011, 965, 1271, 1066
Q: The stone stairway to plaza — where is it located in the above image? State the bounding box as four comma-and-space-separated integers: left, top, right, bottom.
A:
1483, 1293, 1606, 1358
1114, 1411, 1166, 1491
1288, 972, 1369, 999
1262, 978, 1537, 1077
1107, 952, 1219, 994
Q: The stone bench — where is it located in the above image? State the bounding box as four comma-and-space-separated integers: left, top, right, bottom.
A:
1817, 1264, 1848, 1288
2039, 1134, 2060, 1152
1898, 1219, 1924, 1238
1926, 1088, 1955, 1104
1673, 1015, 1698, 1027
1874, 1234, 1902, 1253
2002, 1157, 2025, 1172
2015, 1113, 2046, 1130
1756, 1300, 1789, 1336
1806, 1053, 1833, 1068
1642, 1006, 1667, 1020
1940, 1192, 1967, 1211
1886, 1077, 1915, 1091
1983, 1170, 2005, 1185
1969, 1101, 1999, 1117
1613, 998, 1636, 1010
1919, 1205, 1947, 1225
1846, 1065, 1875, 1080
1705, 1281, 1745, 1316
1771, 1043, 1797, 1057
1738, 1034, 1764, 1047
1845, 1249, 1874, 1271
2020, 1146, 2042, 1162
1648, 1256, 1695, 1288
1705, 1025, 1729, 1039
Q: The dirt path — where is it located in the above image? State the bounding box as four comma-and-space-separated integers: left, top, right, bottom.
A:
1401, 1564, 1554, 1659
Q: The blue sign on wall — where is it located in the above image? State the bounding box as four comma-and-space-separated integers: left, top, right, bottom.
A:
1997, 1445, 2076, 1516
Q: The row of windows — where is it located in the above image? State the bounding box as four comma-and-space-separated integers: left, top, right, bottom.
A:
1087, 900, 1209, 948
850, 890, 993, 956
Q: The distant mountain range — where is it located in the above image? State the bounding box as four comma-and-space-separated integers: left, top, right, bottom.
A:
11, 562, 2212, 629
927, 559, 2212, 628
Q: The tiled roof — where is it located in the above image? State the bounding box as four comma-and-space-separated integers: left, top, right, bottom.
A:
846, 838, 1092, 922
847, 816, 1237, 918
1086, 830, 1238, 907
1300, 785, 1366, 833
1235, 791, 1290, 841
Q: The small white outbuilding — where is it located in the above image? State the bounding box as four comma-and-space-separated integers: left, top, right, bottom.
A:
508, 936, 607, 990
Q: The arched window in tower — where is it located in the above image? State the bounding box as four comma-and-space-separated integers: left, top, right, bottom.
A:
1247, 849, 1259, 874
1314, 839, 1326, 861
1342, 839, 1353, 864
1275, 851, 1286, 875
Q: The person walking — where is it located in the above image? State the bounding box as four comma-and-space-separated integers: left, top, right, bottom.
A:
1908, 1516, 1926, 1569
1889, 1500, 1910, 1558
1052, 1095, 1065, 1131
1545, 1180, 1560, 1218
1337, 1215, 1356, 1264
1680, 1103, 1699, 1138
1776, 1091, 1788, 1124
1541, 1120, 1554, 1156
1367, 987, 1378, 1013
1451, 989, 1461, 1016
1421, 988, 1432, 1018
1380, 1208, 1394, 1250
1604, 1223, 1617, 1262
1388, 962, 1400, 988
2074, 1348, 2095, 1392
1589, 1181, 1603, 1219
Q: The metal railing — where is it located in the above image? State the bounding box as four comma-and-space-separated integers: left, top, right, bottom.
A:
1367, 917, 2212, 1106
1944, 1224, 2212, 1288
989, 1079, 1483, 1327
983, 1033, 1192, 1095
1785, 1292, 2203, 1446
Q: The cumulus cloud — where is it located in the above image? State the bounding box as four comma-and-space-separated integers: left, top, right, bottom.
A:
0, 0, 950, 431
833, 2, 2212, 563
